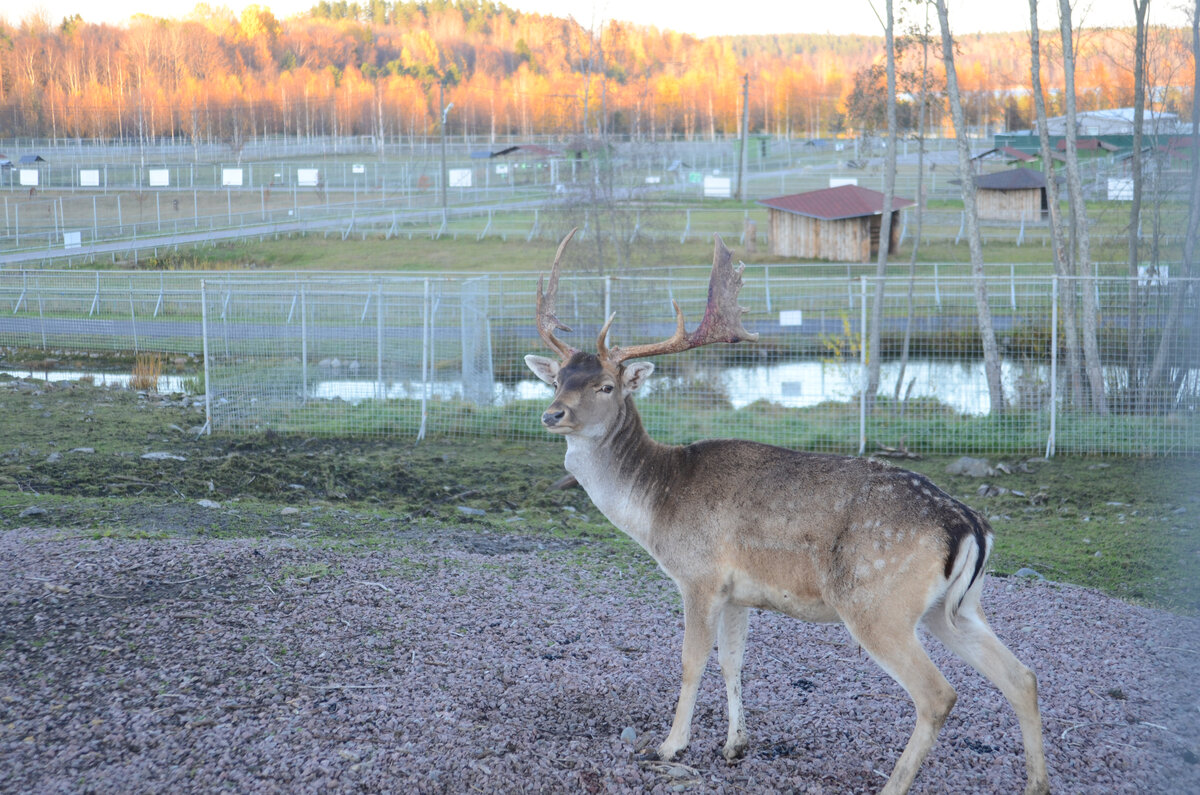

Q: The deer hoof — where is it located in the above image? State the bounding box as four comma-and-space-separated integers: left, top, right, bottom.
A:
656, 742, 684, 761
1023, 779, 1050, 795
722, 737, 748, 762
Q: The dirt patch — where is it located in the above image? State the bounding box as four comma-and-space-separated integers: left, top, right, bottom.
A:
2, 527, 1198, 794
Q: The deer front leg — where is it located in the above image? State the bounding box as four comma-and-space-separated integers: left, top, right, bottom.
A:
717, 603, 750, 761
658, 588, 721, 761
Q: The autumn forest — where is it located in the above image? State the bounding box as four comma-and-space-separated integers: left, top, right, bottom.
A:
0, 0, 1194, 144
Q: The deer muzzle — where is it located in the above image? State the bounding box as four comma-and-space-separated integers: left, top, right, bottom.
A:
541, 406, 568, 431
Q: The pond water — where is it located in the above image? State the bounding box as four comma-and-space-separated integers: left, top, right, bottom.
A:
313, 358, 1023, 416
9, 360, 1194, 417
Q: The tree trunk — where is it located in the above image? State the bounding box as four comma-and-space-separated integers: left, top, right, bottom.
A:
1058, 0, 1109, 414
866, 0, 897, 411
1142, 0, 1200, 409
895, 7, 932, 401
1128, 0, 1150, 409
1028, 0, 1084, 410
935, 0, 1007, 413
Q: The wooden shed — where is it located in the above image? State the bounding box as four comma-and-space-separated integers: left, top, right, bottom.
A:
974, 168, 1048, 221
758, 185, 915, 262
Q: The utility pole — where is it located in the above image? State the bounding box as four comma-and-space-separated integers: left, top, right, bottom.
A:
439, 81, 448, 212
737, 74, 750, 201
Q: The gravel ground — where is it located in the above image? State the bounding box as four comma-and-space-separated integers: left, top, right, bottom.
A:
2, 524, 1197, 794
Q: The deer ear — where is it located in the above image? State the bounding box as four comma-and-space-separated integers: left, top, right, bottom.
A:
524, 355, 560, 385
621, 361, 655, 392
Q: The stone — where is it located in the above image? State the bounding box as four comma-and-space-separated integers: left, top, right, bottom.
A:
945, 456, 995, 477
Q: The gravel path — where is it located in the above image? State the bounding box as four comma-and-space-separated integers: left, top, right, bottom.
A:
2, 525, 1197, 794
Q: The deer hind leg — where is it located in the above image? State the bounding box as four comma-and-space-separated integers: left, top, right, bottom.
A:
923, 595, 1049, 795
717, 603, 750, 760
842, 613, 958, 795
658, 586, 722, 761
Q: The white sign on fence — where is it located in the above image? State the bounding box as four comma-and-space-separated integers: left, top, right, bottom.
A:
149, 169, 170, 187
449, 168, 473, 188
352, 163, 366, 174
779, 310, 804, 326
645, 175, 662, 184
495, 163, 509, 175
19, 169, 38, 187
221, 168, 244, 187
1107, 178, 1134, 200
297, 168, 320, 187
830, 177, 858, 187
63, 231, 82, 250
1138, 265, 1169, 286
79, 169, 100, 187
703, 176, 732, 198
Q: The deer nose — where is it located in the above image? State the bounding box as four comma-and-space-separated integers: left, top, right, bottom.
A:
542, 408, 565, 426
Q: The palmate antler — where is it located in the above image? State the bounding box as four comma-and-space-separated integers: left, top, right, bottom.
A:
535, 230, 758, 365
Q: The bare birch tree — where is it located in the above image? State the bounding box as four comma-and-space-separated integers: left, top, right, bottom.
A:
895, 1, 935, 401
1142, 0, 1200, 408
1127, 0, 1151, 404
934, 0, 1007, 413
1057, 0, 1109, 414
1028, 0, 1085, 409
866, 0, 898, 410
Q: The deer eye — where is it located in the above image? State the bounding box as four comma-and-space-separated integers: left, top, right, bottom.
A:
599, 384, 614, 394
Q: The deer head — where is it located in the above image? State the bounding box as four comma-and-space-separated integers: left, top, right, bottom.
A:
524, 229, 758, 436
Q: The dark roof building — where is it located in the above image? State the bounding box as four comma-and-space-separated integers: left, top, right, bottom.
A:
759, 184, 915, 221
972, 168, 1048, 221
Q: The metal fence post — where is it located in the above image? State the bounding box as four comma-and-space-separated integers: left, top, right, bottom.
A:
201, 280, 212, 435
300, 284, 308, 402
36, 273, 46, 350
128, 276, 138, 353
1046, 274, 1058, 458
376, 280, 384, 401
859, 276, 867, 457
418, 278, 430, 441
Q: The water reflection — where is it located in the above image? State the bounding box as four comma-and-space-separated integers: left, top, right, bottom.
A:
1, 360, 1114, 417
1, 369, 190, 393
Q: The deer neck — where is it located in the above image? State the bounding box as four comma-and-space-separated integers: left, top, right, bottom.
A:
562, 396, 666, 549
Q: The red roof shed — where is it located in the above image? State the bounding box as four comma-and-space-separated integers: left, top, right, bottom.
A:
758, 185, 915, 262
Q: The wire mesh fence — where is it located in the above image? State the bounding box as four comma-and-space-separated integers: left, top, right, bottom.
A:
1, 268, 1196, 455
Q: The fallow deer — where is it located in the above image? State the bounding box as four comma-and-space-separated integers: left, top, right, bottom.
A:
524, 230, 1049, 795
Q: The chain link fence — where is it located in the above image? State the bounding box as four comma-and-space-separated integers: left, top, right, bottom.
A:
1, 268, 1196, 455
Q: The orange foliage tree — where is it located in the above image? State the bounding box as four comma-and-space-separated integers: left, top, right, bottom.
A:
0, 1, 1191, 142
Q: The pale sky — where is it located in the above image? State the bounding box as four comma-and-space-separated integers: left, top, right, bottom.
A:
7, 0, 1193, 35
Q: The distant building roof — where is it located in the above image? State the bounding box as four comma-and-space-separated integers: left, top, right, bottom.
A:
470, 144, 559, 159
18, 154, 45, 164
974, 169, 1047, 190
971, 146, 1036, 163
757, 185, 915, 221
1055, 138, 1119, 152
1000, 145, 1036, 162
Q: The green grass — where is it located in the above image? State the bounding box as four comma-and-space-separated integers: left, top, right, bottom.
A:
50, 195, 1187, 276
1, 384, 1196, 613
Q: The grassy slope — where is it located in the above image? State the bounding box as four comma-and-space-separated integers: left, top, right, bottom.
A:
1, 377, 1195, 613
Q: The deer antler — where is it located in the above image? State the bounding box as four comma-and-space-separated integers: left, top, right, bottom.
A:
599, 234, 758, 365
536, 228, 579, 361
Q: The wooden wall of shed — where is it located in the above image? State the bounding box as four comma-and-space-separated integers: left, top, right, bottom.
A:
977, 188, 1043, 221
767, 210, 899, 262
